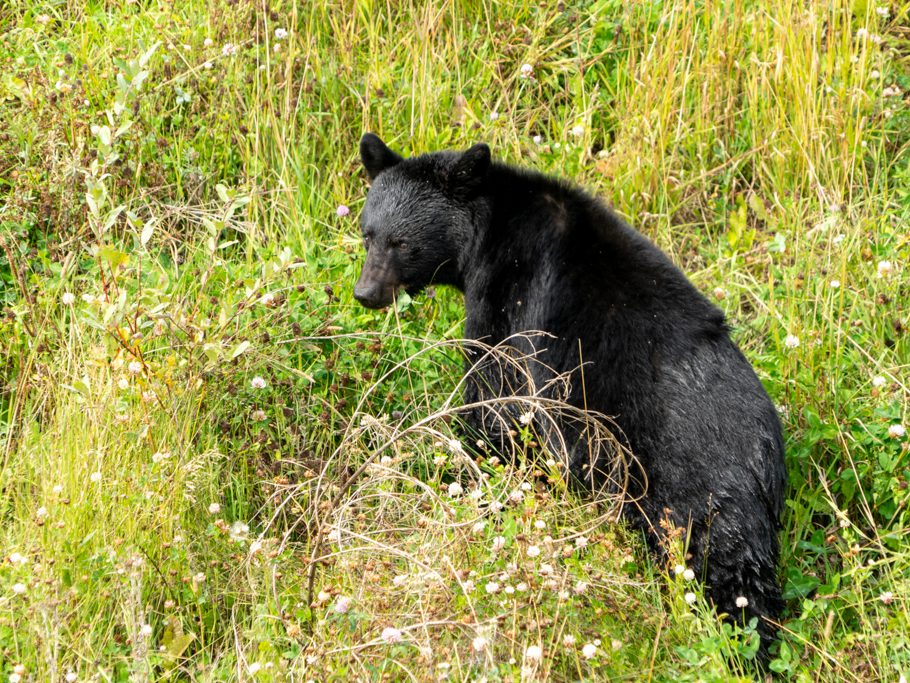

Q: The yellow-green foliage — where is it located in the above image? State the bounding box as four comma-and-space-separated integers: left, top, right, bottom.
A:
0, 0, 908, 680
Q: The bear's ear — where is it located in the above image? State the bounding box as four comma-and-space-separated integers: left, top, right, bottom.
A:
360, 133, 403, 181
448, 142, 491, 200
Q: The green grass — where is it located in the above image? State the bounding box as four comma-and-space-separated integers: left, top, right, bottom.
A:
1, 0, 909, 680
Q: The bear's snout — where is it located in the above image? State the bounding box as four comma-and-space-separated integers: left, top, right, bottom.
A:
353, 280, 394, 309
354, 256, 399, 309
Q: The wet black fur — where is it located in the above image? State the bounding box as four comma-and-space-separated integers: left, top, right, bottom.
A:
355, 134, 787, 659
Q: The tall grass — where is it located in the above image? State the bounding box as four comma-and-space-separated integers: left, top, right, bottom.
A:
1, 0, 908, 680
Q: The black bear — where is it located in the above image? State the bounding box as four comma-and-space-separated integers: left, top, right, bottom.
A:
353, 133, 787, 659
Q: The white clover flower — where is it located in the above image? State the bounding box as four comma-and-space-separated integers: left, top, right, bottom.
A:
393, 574, 408, 587
139, 623, 153, 637
463, 579, 475, 593
203, 61, 213, 69
128, 361, 143, 375
505, 585, 515, 595
381, 626, 403, 644
472, 521, 486, 535
784, 334, 800, 349
193, 572, 206, 583
152, 451, 171, 464
539, 563, 554, 576
447, 438, 464, 454
571, 124, 585, 137
222, 42, 238, 56
204, 37, 213, 47
250, 376, 267, 389
11, 583, 26, 595
520, 63, 533, 78
485, 581, 500, 594
563, 634, 576, 647
90, 471, 102, 483
888, 424, 906, 439
62, 292, 75, 305
735, 596, 749, 608
248, 662, 262, 675
534, 519, 546, 530
492, 536, 506, 552
880, 591, 894, 604
526, 545, 541, 558
876, 5, 889, 17
9, 553, 26, 565
275, 27, 289, 39
856, 27, 869, 39
229, 521, 249, 541
489, 111, 500, 121
52, 484, 63, 494
520, 481, 533, 491
830, 279, 841, 289
334, 596, 351, 613
36, 506, 48, 519
872, 375, 887, 388
509, 490, 525, 503
524, 645, 542, 662
574, 581, 587, 595
519, 410, 535, 425
582, 643, 597, 659
712, 287, 726, 300
516, 582, 528, 592
316, 590, 330, 603
117, 378, 130, 391
490, 500, 504, 512
532, 134, 542, 144
684, 591, 697, 605
472, 635, 488, 651
208, 502, 221, 514
674, 564, 686, 576
9, 674, 21, 683
575, 536, 588, 549
683, 568, 695, 581
64, 674, 78, 683
878, 260, 893, 278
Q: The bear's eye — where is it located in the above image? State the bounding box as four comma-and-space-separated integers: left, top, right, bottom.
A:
389, 239, 407, 250
363, 234, 372, 248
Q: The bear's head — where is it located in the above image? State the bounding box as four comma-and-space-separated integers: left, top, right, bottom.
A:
353, 133, 491, 309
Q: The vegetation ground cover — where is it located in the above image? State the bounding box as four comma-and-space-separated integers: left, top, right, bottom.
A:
1, 0, 909, 680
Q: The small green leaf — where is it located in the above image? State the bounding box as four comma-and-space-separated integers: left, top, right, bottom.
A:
98, 245, 129, 269
231, 340, 251, 359
395, 291, 412, 312
140, 218, 157, 246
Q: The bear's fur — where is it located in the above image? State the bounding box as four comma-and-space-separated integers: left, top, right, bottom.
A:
354, 133, 787, 657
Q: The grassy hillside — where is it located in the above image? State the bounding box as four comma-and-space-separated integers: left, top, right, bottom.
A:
1, 0, 908, 680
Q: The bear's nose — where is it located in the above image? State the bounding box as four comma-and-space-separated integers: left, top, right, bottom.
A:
354, 282, 388, 309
